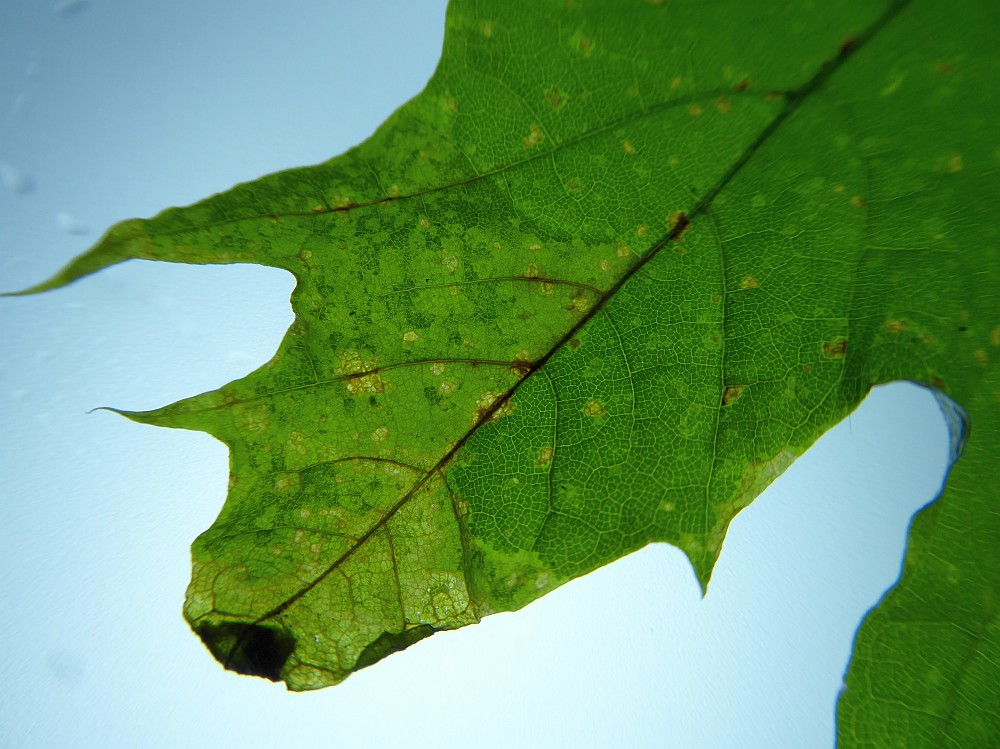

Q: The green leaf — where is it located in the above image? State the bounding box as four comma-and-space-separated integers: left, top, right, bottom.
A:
8, 0, 997, 745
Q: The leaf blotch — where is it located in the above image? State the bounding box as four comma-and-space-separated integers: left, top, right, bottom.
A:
196, 623, 295, 683
522, 124, 544, 148
668, 211, 691, 240
885, 319, 908, 333
722, 385, 743, 406
823, 339, 848, 358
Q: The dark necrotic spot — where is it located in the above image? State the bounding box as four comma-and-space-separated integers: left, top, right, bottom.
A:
196, 622, 295, 682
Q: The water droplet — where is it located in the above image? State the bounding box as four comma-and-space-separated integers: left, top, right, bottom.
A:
53, 0, 89, 18
55, 211, 88, 235
0, 162, 34, 194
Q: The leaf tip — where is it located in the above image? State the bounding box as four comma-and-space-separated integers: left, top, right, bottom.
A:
195, 622, 296, 684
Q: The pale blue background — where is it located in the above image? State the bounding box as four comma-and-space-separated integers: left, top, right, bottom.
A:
0, 2, 951, 747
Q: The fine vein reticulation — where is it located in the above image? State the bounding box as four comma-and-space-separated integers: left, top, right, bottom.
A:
9, 0, 997, 746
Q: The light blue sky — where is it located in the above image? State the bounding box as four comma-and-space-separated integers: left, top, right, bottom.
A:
0, 2, 952, 747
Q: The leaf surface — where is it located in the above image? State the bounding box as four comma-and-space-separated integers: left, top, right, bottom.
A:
10, 0, 998, 745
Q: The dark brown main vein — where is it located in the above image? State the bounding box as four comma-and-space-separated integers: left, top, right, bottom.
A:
236, 0, 912, 641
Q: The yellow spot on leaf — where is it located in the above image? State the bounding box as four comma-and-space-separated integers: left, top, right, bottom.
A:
600, 258, 612, 273
402, 330, 419, 344
974, 349, 987, 365
689, 104, 702, 116
850, 196, 866, 208
538, 447, 554, 466
522, 124, 544, 148
583, 399, 605, 418
622, 139, 635, 154
671, 76, 681, 90
438, 380, 456, 397
948, 154, 964, 172
286, 431, 308, 456
418, 217, 430, 228
481, 21, 495, 37
885, 319, 907, 333
525, 263, 539, 278
823, 339, 848, 357
616, 242, 632, 259
372, 427, 389, 443
346, 372, 385, 395
443, 255, 459, 273
430, 362, 446, 376
741, 274, 760, 290
529, 243, 542, 252
990, 325, 1000, 346
722, 385, 743, 406
636, 224, 648, 237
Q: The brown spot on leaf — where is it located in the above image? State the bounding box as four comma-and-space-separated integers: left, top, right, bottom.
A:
472, 390, 515, 424
722, 385, 743, 406
839, 35, 858, 55
823, 339, 848, 357
622, 139, 635, 154
733, 78, 749, 92
546, 87, 564, 108
851, 196, 866, 208
668, 211, 691, 240
948, 154, 964, 173
885, 319, 907, 333
715, 98, 732, 115
570, 339, 581, 349
689, 104, 703, 116
522, 124, 544, 148
578, 37, 592, 56
537, 447, 554, 466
